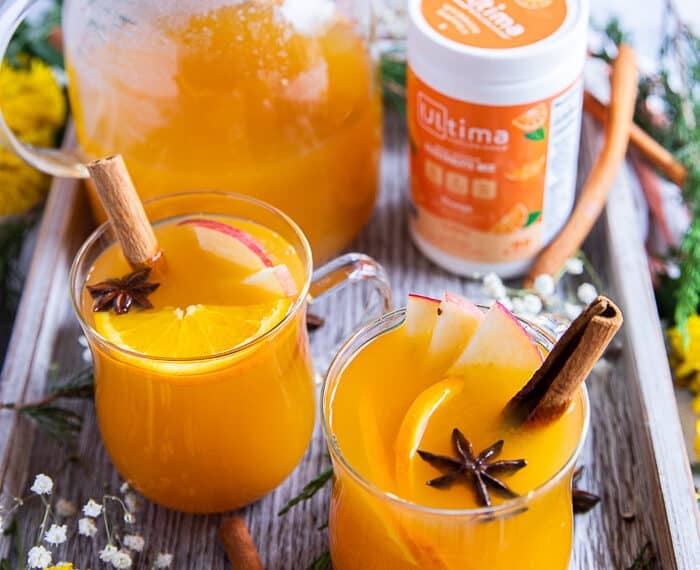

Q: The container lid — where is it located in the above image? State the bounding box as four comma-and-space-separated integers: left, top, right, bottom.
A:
408, 0, 589, 86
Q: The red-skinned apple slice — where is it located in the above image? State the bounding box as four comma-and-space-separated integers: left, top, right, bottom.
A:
426, 293, 482, 370
179, 218, 273, 270
450, 301, 542, 374
405, 294, 440, 340
243, 265, 298, 297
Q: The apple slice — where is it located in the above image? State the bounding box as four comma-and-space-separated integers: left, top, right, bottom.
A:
405, 294, 440, 340
450, 301, 542, 374
426, 293, 482, 371
179, 218, 273, 270
243, 265, 298, 297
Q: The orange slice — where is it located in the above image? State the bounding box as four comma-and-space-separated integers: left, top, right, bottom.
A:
395, 376, 464, 500
512, 103, 548, 132
490, 203, 529, 234
504, 155, 546, 182
93, 300, 289, 358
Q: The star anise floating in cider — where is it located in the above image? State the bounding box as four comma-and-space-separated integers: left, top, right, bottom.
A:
417, 428, 527, 507
87, 268, 160, 315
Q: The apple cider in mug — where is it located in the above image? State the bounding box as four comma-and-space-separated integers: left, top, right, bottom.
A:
80, 215, 314, 513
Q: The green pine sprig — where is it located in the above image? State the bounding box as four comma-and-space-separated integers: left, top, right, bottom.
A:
0, 367, 94, 442
277, 466, 333, 516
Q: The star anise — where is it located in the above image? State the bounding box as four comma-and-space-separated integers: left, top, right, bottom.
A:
86, 268, 160, 315
417, 428, 527, 507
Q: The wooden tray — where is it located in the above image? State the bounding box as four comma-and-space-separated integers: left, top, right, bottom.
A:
1, 117, 698, 568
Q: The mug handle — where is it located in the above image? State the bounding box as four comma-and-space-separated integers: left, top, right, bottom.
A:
0, 0, 88, 178
307, 253, 393, 370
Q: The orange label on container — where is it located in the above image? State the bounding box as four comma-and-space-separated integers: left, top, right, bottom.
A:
421, 0, 567, 49
408, 67, 582, 264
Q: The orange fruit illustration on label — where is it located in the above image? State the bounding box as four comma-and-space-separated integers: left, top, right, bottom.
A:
514, 0, 553, 8
512, 103, 548, 132
491, 203, 529, 234
504, 154, 546, 181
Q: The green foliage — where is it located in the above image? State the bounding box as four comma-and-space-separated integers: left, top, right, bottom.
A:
278, 466, 333, 516
381, 48, 407, 117
0, 216, 34, 318
306, 550, 331, 570
626, 542, 658, 570
6, 1, 62, 68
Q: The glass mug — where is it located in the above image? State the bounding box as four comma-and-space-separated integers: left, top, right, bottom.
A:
322, 309, 589, 569
70, 192, 391, 513
0, 0, 382, 263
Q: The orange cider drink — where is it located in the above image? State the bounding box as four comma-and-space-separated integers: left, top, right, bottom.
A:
65, 0, 382, 262
323, 294, 589, 569
70, 192, 390, 513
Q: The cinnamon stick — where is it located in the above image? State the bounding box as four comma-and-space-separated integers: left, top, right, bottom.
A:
219, 516, 264, 570
504, 296, 623, 425
86, 155, 162, 269
583, 90, 687, 187
524, 45, 638, 287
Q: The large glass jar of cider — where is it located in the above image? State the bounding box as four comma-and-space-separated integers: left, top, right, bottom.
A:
0, 0, 382, 262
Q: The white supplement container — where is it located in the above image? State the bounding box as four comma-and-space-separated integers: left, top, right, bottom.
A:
407, 0, 589, 278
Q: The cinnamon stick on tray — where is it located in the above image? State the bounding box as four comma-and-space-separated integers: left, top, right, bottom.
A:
504, 296, 623, 426
219, 516, 264, 570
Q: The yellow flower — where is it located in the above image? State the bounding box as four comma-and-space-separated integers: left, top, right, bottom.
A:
47, 564, 73, 570
668, 315, 700, 387
0, 58, 66, 217
696, 419, 700, 459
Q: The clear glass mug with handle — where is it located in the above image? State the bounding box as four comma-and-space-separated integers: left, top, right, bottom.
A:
0, 0, 382, 263
70, 191, 392, 513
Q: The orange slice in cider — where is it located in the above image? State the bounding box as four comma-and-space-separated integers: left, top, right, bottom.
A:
93, 300, 289, 358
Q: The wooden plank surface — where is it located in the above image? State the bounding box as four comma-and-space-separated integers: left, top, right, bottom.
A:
0, 114, 697, 568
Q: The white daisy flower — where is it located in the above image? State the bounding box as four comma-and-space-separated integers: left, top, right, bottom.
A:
533, 274, 555, 297
27, 545, 52, 569
110, 550, 133, 569
78, 517, 98, 537
123, 534, 145, 552
522, 294, 543, 315
30, 474, 53, 496
577, 283, 598, 305
564, 258, 584, 275
482, 272, 507, 299
100, 544, 119, 563
44, 523, 68, 545
82, 499, 102, 518
154, 553, 174, 568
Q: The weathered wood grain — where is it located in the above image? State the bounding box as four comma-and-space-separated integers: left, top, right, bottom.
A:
0, 115, 697, 568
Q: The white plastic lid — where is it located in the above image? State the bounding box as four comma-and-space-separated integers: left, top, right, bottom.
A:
408, 0, 589, 98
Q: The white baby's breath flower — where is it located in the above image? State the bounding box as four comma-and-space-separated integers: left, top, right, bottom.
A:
577, 283, 598, 305
55, 497, 77, 517
154, 552, 174, 568
100, 544, 118, 563
124, 512, 135, 524
0, 515, 4, 531
31, 474, 53, 496
564, 258, 584, 275
522, 294, 543, 315
564, 302, 583, 321
533, 274, 555, 297
44, 523, 68, 545
27, 545, 52, 569
82, 498, 102, 518
78, 335, 92, 362
666, 261, 681, 279
512, 297, 525, 314
124, 492, 140, 513
111, 550, 133, 569
78, 517, 98, 537
498, 297, 514, 311
123, 534, 145, 552
78, 335, 89, 348
120, 481, 130, 494
482, 272, 506, 299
